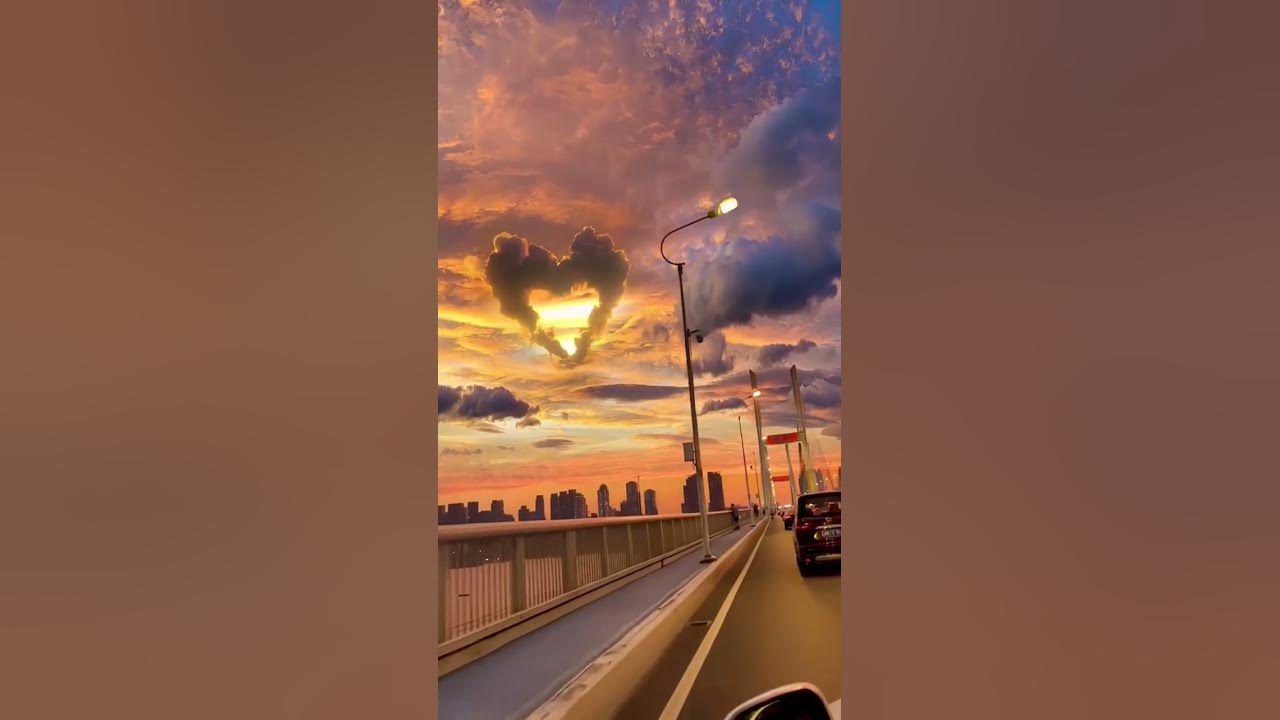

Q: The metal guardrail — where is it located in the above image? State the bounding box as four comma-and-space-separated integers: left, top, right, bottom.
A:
438, 511, 738, 650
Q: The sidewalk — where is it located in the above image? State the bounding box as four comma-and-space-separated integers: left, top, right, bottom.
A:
437, 519, 762, 720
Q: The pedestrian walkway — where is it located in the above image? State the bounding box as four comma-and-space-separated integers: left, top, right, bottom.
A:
437, 519, 763, 720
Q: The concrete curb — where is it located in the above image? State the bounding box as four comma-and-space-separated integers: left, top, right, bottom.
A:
526, 519, 769, 720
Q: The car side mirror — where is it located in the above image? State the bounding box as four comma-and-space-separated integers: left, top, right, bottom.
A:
724, 683, 833, 720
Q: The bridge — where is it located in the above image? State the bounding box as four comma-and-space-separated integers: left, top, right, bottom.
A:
437, 509, 840, 719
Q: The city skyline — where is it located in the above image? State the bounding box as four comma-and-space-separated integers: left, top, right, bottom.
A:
437, 468, 820, 525
438, 1, 843, 512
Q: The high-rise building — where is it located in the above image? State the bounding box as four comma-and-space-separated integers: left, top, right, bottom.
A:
643, 489, 658, 515
466, 500, 480, 522
681, 474, 699, 514
548, 489, 589, 520
707, 471, 726, 511
597, 484, 611, 518
622, 480, 641, 516
491, 499, 504, 517
518, 505, 532, 521
438, 505, 445, 525
446, 503, 466, 525
535, 494, 546, 520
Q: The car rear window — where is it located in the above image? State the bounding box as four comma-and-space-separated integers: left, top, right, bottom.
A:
798, 493, 841, 518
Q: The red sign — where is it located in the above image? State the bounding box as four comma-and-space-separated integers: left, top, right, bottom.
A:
765, 431, 799, 445
770, 475, 790, 483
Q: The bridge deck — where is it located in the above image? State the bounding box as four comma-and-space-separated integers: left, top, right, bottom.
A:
437, 518, 762, 720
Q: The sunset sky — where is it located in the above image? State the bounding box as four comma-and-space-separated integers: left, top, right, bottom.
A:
438, 0, 842, 515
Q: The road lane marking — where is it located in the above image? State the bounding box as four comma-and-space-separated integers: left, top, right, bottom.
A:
657, 522, 770, 720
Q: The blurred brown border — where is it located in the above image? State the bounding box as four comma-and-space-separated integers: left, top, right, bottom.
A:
1, 2, 439, 718
842, 1, 1280, 718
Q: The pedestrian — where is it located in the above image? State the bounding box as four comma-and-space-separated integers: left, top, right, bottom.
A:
730, 504, 740, 529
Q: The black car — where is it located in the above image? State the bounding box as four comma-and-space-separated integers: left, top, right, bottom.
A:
781, 504, 795, 530
793, 491, 841, 576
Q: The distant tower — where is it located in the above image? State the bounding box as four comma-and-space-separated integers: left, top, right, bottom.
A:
643, 489, 658, 515
624, 480, 641, 516
707, 472, 726, 511
446, 503, 466, 525
597, 483, 611, 518
682, 474, 699, 513
535, 494, 546, 520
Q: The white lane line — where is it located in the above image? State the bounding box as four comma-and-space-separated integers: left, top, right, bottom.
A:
657, 521, 770, 720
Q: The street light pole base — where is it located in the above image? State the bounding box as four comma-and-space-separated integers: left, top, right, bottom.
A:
699, 554, 718, 563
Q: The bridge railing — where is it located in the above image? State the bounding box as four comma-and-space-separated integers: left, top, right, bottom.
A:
438, 511, 737, 651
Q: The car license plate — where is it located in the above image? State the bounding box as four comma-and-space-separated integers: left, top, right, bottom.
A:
825, 527, 840, 538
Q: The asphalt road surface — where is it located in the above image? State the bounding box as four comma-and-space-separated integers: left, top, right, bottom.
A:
614, 516, 841, 720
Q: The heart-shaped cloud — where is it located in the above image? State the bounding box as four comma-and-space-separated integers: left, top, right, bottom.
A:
483, 226, 629, 365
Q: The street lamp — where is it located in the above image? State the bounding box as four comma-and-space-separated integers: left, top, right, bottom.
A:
660, 196, 738, 563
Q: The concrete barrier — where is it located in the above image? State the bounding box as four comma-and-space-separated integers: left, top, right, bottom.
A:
526, 519, 769, 720
438, 522, 739, 677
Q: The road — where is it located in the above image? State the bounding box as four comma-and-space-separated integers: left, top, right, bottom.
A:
614, 516, 841, 720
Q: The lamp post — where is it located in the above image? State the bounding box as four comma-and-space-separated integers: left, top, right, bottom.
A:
660, 196, 738, 563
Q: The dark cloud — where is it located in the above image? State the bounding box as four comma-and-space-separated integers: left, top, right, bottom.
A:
441, 447, 482, 456
496, 445, 517, 451
483, 227, 630, 365
516, 416, 542, 428
469, 423, 505, 434
533, 438, 574, 449
800, 378, 841, 409
715, 78, 841, 214
685, 203, 840, 333
438, 385, 462, 414
576, 384, 685, 402
439, 384, 540, 422
691, 330, 735, 376
680, 76, 842, 334
758, 339, 818, 366
700, 397, 747, 415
